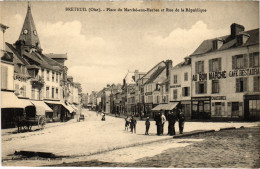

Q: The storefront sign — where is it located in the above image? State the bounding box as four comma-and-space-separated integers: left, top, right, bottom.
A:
191, 97, 211, 101
192, 68, 259, 81
145, 92, 152, 96
170, 85, 181, 88
211, 96, 226, 100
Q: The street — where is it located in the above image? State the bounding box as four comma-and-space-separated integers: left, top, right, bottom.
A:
2, 109, 260, 167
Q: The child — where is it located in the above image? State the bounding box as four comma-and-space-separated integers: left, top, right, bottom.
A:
125, 116, 129, 131
101, 113, 106, 121
145, 117, 150, 135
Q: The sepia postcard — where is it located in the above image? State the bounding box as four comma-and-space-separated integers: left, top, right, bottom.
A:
0, 0, 259, 168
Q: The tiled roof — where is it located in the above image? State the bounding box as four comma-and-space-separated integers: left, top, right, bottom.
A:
191, 28, 259, 56
144, 66, 166, 85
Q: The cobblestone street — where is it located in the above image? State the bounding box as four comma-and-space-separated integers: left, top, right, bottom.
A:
56, 126, 260, 168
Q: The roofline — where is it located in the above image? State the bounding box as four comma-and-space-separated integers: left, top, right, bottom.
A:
190, 43, 259, 57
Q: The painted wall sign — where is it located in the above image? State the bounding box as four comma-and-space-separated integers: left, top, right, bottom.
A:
192, 68, 259, 81
145, 92, 152, 96
170, 85, 181, 88
211, 96, 226, 100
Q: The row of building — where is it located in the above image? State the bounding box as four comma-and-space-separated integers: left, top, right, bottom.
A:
84, 23, 259, 121
1, 4, 82, 128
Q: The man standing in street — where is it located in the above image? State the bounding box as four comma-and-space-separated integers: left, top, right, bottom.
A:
178, 110, 185, 134
161, 111, 166, 135
155, 113, 162, 135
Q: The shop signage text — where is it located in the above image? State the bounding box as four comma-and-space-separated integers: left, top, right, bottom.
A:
192, 68, 259, 81
170, 85, 181, 88
145, 92, 152, 96
211, 96, 226, 100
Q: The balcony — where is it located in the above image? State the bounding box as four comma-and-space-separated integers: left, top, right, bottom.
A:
31, 76, 45, 88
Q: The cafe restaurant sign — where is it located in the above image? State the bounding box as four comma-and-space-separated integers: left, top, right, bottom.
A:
192, 68, 259, 81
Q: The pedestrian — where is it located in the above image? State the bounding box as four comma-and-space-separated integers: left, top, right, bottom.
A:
161, 111, 166, 135
178, 110, 185, 134
155, 112, 162, 135
132, 117, 137, 133
130, 116, 134, 132
168, 110, 177, 136
101, 112, 106, 121
145, 117, 150, 135
125, 116, 129, 131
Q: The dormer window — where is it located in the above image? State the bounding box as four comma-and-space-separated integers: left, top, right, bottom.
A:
213, 39, 223, 50
237, 33, 250, 46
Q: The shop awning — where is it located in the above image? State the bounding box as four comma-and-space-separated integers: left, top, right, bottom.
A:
152, 104, 164, 111
44, 100, 73, 113
70, 104, 78, 111
1, 91, 26, 109
31, 100, 53, 116
64, 104, 74, 113
152, 102, 179, 111
20, 99, 34, 107
163, 102, 179, 110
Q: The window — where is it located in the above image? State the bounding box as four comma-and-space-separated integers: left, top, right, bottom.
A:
52, 72, 55, 82
236, 77, 248, 92
46, 86, 50, 98
209, 58, 221, 72
231, 102, 239, 117
1, 65, 8, 89
56, 73, 58, 83
15, 84, 19, 93
232, 54, 248, 69
21, 85, 26, 97
249, 52, 259, 68
165, 84, 169, 92
31, 88, 35, 99
182, 87, 190, 97
47, 70, 50, 81
212, 80, 220, 93
254, 76, 260, 92
56, 88, 59, 99
195, 61, 204, 74
215, 102, 222, 116
196, 81, 207, 94
52, 87, 55, 98
41, 69, 44, 79
173, 89, 177, 99
173, 75, 178, 84
184, 72, 188, 81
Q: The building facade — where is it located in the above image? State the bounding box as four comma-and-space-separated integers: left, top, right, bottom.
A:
190, 23, 259, 121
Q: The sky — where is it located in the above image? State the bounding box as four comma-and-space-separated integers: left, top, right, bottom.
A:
0, 1, 259, 94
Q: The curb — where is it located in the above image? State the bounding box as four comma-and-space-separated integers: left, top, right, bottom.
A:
219, 127, 236, 131
173, 130, 216, 138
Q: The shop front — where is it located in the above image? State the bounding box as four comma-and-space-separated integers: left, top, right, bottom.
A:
181, 100, 191, 120
191, 97, 211, 120
244, 94, 260, 121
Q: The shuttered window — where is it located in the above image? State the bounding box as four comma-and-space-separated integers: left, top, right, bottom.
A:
254, 76, 260, 92
31, 88, 35, 99
184, 72, 188, 81
182, 87, 190, 97
212, 80, 220, 93
232, 54, 249, 69
173, 75, 178, 84
249, 52, 259, 68
195, 61, 204, 74
236, 77, 248, 92
196, 81, 207, 94
173, 89, 177, 99
209, 58, 221, 72
1, 66, 8, 89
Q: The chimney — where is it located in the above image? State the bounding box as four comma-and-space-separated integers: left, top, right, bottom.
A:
165, 60, 172, 78
231, 23, 245, 39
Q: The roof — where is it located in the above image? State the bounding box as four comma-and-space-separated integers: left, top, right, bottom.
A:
6, 42, 62, 72
18, 4, 41, 49
191, 28, 259, 56
124, 72, 136, 84
45, 53, 68, 60
144, 66, 166, 85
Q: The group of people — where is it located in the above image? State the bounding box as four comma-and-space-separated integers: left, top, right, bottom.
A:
154, 110, 185, 136
125, 116, 137, 133
124, 109, 185, 136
